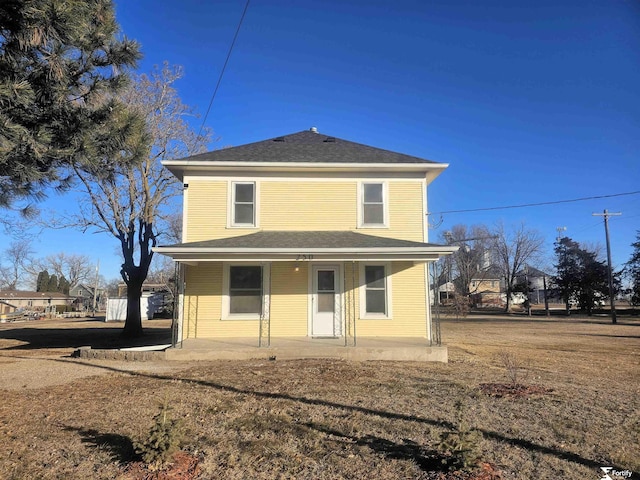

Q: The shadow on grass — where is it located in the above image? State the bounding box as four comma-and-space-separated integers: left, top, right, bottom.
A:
574, 333, 640, 339
0, 324, 172, 350
441, 316, 640, 326
306, 422, 444, 472
48, 357, 628, 473
63, 425, 138, 464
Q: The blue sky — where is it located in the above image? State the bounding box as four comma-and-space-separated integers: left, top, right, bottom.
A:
12, 0, 640, 283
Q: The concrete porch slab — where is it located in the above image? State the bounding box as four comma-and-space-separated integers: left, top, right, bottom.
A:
165, 336, 447, 362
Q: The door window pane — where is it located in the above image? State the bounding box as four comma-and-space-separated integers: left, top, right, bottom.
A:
317, 293, 335, 312
317, 270, 335, 291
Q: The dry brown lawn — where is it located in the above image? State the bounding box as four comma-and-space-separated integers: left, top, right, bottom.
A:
0, 315, 638, 479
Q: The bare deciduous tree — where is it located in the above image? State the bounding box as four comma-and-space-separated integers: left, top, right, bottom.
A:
39, 253, 95, 290
70, 63, 212, 337
443, 224, 494, 299
491, 222, 544, 312
0, 239, 34, 289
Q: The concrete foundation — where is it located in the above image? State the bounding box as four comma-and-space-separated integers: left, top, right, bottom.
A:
165, 336, 448, 363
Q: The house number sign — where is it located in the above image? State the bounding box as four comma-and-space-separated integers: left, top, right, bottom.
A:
296, 254, 314, 261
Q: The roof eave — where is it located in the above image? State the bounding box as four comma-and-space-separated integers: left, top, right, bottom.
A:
153, 246, 458, 263
162, 160, 448, 182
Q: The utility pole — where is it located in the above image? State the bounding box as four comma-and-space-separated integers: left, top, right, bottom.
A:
556, 226, 569, 315
592, 209, 621, 324
92, 260, 100, 316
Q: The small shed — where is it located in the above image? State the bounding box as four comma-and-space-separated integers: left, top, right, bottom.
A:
105, 292, 164, 322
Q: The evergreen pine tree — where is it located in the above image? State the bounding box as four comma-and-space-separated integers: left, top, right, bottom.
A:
47, 274, 58, 293
0, 0, 143, 209
58, 275, 70, 294
625, 232, 640, 306
36, 270, 50, 292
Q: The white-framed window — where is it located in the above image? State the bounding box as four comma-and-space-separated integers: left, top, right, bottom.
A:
222, 263, 270, 320
358, 182, 388, 227
359, 262, 392, 319
229, 181, 258, 227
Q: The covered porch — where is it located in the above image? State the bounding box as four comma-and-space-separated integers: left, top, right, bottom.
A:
154, 231, 457, 361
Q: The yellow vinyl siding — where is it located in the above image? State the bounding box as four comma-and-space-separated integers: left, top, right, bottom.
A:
269, 262, 308, 336
183, 260, 427, 339
186, 181, 227, 242
183, 263, 257, 338
185, 179, 425, 242
369, 182, 424, 242
357, 262, 427, 337
261, 182, 356, 231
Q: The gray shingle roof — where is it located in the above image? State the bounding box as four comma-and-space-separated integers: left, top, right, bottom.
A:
161, 231, 444, 250
181, 130, 437, 164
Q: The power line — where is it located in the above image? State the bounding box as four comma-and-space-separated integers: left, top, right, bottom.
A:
428, 190, 640, 216
197, 0, 251, 139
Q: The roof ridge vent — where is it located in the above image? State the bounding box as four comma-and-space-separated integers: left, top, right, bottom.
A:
273, 136, 285, 142
323, 136, 336, 143
310, 126, 318, 133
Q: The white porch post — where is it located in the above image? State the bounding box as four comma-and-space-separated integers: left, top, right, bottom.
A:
175, 262, 185, 347
425, 262, 432, 343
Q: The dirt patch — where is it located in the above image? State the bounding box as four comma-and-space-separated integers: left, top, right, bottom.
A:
121, 452, 201, 480
0, 317, 178, 390
478, 382, 553, 398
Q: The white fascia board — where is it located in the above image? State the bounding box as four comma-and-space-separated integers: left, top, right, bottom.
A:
169, 255, 442, 263
153, 248, 457, 263
154, 246, 459, 255
163, 160, 448, 181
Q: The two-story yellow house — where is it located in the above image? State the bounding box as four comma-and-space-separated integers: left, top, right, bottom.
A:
155, 128, 456, 360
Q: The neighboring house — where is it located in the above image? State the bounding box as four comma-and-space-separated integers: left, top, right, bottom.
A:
155, 128, 456, 357
69, 284, 106, 311
0, 290, 71, 311
1, 300, 17, 315
469, 266, 503, 307
430, 279, 456, 305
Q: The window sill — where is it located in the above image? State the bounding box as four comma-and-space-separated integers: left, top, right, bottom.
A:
360, 314, 392, 320
222, 314, 263, 321
357, 225, 389, 229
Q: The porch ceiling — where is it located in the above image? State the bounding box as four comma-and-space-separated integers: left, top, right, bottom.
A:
153, 230, 458, 263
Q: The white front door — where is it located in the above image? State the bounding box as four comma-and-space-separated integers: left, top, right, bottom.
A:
311, 265, 340, 337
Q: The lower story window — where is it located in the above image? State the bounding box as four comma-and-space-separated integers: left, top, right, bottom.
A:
223, 263, 270, 319
365, 265, 386, 313
360, 263, 392, 318
229, 265, 262, 314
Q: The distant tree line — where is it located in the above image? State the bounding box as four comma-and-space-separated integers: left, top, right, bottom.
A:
435, 223, 640, 315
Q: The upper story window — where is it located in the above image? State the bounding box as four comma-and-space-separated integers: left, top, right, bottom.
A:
359, 182, 387, 227
230, 181, 257, 227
